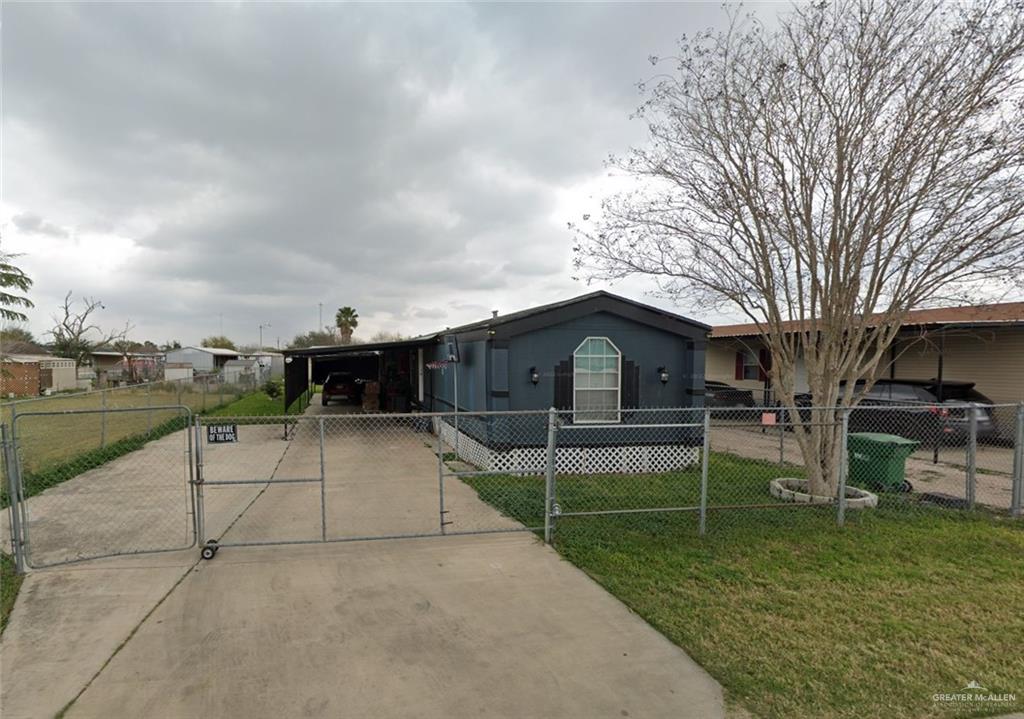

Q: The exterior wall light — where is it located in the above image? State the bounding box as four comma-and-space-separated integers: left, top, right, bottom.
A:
284, 356, 293, 364
658, 366, 669, 384
530, 367, 540, 385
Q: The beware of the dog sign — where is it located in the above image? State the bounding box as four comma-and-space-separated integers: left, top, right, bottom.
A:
207, 423, 238, 443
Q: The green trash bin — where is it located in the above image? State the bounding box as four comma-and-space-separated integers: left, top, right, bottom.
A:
847, 433, 921, 492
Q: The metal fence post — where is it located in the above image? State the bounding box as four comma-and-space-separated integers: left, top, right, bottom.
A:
3, 425, 26, 574
779, 419, 785, 465
319, 417, 327, 542
100, 389, 107, 449
193, 416, 206, 546
699, 407, 710, 536
1011, 403, 1024, 518
219, 378, 224, 408
837, 409, 849, 528
437, 417, 447, 535
146, 382, 153, 435
202, 376, 208, 412
966, 406, 978, 510
544, 407, 558, 544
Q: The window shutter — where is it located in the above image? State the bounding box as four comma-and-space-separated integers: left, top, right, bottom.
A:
621, 359, 640, 409
554, 357, 573, 410
758, 348, 772, 382
735, 352, 744, 381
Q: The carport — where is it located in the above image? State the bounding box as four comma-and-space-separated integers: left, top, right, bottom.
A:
283, 337, 438, 412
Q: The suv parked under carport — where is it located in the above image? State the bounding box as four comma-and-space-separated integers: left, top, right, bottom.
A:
322, 372, 362, 406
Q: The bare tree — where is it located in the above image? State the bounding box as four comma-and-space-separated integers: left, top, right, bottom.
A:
49, 293, 121, 368
574, 0, 1024, 496
110, 321, 139, 382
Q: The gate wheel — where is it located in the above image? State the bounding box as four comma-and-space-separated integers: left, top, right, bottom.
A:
201, 539, 219, 560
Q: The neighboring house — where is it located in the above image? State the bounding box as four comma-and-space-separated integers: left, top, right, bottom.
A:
248, 351, 284, 379
708, 302, 1024, 404
88, 350, 163, 382
284, 291, 710, 473
222, 358, 260, 384
164, 346, 239, 373
1, 355, 78, 396
163, 363, 194, 382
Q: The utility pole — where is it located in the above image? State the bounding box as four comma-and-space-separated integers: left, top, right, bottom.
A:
259, 323, 271, 349
318, 303, 323, 332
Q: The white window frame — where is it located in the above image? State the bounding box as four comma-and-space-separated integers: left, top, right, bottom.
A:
740, 350, 760, 381
572, 336, 622, 424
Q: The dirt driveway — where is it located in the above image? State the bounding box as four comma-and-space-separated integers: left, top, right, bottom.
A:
1, 402, 725, 718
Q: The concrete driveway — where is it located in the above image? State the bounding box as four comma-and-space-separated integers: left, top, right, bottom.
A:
1, 400, 725, 718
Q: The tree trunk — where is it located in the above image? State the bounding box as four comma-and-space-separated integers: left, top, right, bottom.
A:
791, 399, 845, 499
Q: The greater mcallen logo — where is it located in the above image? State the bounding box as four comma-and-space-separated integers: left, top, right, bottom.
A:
932, 680, 1017, 705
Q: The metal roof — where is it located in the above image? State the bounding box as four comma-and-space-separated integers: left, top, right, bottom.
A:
283, 337, 436, 358
439, 290, 711, 336
282, 291, 710, 358
712, 301, 1024, 339
179, 346, 240, 356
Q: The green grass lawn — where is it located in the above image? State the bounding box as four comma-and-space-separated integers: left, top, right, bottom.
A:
463, 454, 1024, 719
207, 391, 290, 416
1, 552, 24, 635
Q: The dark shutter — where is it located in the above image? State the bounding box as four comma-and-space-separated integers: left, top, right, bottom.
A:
735, 352, 744, 381
554, 357, 573, 410
621, 359, 640, 409
758, 348, 772, 382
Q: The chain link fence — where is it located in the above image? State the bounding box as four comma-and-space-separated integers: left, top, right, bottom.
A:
3, 402, 1021, 570
3, 406, 196, 568
1, 374, 258, 505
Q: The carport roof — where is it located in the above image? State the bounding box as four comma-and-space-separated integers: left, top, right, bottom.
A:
282, 336, 437, 358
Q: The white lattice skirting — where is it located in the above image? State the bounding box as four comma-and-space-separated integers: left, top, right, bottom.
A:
433, 419, 698, 474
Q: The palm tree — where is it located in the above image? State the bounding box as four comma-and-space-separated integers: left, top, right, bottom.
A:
0, 250, 34, 323
335, 306, 359, 344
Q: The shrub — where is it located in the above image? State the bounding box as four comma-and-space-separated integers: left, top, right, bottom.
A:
262, 379, 284, 398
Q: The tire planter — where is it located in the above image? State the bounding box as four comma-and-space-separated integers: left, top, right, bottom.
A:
769, 478, 878, 509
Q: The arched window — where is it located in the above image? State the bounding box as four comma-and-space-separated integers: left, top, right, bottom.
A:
573, 337, 621, 423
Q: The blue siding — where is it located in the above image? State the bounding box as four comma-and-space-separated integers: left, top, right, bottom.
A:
508, 311, 703, 411
426, 311, 707, 449
422, 339, 487, 412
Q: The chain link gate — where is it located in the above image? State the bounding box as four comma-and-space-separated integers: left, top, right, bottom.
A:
4, 406, 196, 569
192, 411, 552, 557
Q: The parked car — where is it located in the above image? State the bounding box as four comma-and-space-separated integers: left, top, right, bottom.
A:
792, 379, 998, 444
704, 381, 756, 409
322, 372, 361, 406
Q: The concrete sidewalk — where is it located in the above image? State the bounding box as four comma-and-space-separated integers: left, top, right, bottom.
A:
6, 535, 723, 719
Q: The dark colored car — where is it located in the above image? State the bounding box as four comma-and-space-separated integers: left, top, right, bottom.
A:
704, 381, 756, 409
322, 372, 361, 406
794, 379, 998, 444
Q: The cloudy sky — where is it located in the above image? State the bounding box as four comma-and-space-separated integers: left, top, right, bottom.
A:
2, 2, 767, 348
